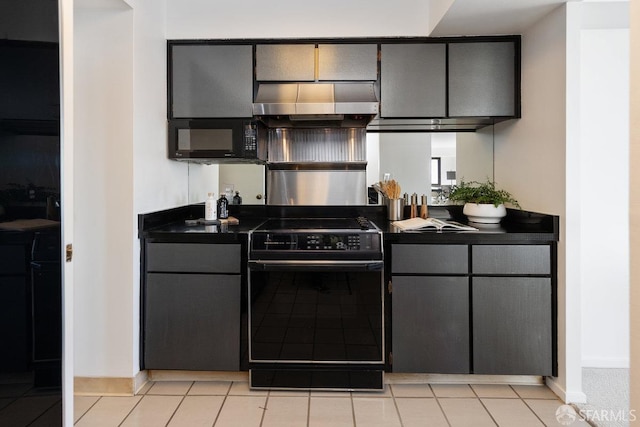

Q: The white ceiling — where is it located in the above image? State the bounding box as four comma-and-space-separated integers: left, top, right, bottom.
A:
430, 0, 571, 36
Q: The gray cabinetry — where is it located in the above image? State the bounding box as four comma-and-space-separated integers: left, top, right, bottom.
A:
255, 44, 316, 81
171, 44, 253, 118
391, 242, 553, 376
392, 276, 469, 373
317, 44, 378, 81
144, 243, 242, 370
391, 244, 470, 373
448, 41, 517, 117
256, 43, 378, 81
471, 244, 553, 376
472, 277, 552, 375
380, 44, 446, 118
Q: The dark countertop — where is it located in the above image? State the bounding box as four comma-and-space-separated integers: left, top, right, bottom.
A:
139, 204, 559, 244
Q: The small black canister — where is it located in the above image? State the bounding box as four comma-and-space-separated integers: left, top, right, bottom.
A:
232, 191, 242, 205
217, 194, 229, 219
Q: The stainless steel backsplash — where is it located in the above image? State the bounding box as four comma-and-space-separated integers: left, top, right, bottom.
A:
267, 128, 366, 163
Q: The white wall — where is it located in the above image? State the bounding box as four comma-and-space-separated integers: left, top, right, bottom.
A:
579, 27, 629, 368
165, 0, 431, 39
629, 0, 640, 418
456, 128, 494, 184
74, 0, 135, 377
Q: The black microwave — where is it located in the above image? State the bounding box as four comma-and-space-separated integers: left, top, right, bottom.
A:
168, 119, 266, 163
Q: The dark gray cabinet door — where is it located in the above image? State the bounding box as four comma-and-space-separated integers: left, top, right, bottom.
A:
171, 44, 253, 118
255, 44, 316, 81
392, 276, 470, 373
472, 277, 552, 375
380, 44, 446, 117
317, 44, 378, 81
145, 273, 241, 370
146, 243, 241, 274
448, 41, 516, 117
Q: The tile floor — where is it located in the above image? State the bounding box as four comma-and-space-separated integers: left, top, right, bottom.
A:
74, 380, 592, 427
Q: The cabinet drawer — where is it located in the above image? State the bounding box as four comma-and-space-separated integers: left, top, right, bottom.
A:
392, 244, 468, 274
472, 245, 550, 275
146, 243, 241, 273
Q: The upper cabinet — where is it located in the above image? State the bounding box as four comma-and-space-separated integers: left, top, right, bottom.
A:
170, 44, 253, 119
255, 43, 378, 82
255, 44, 316, 81
317, 44, 378, 81
380, 43, 446, 118
448, 41, 518, 117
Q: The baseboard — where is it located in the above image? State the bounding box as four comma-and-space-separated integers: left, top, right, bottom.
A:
546, 376, 587, 404
385, 373, 543, 385
75, 370, 148, 396
581, 358, 630, 369
147, 370, 248, 382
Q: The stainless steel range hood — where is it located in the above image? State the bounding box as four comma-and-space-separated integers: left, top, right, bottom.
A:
253, 83, 379, 128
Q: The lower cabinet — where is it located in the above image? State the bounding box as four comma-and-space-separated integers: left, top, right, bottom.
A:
392, 276, 469, 373
391, 243, 554, 376
472, 277, 552, 375
143, 242, 242, 371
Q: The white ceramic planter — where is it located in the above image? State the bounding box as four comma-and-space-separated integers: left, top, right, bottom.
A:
463, 203, 507, 224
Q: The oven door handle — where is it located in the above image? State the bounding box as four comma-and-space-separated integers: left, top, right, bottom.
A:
248, 260, 384, 272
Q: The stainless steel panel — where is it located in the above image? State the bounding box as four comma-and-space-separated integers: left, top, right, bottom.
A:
267, 169, 367, 205
267, 128, 366, 163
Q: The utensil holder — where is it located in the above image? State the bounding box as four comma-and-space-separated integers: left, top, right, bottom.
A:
386, 198, 405, 221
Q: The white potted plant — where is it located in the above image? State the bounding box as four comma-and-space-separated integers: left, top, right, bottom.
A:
449, 180, 520, 224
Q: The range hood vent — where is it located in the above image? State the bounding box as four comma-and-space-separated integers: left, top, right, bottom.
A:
253, 83, 379, 128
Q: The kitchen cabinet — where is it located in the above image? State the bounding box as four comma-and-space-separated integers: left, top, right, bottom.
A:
448, 41, 517, 117
143, 242, 241, 371
390, 242, 553, 376
471, 245, 553, 375
391, 244, 470, 373
255, 44, 316, 81
317, 44, 378, 81
380, 43, 446, 118
255, 43, 378, 81
170, 44, 253, 118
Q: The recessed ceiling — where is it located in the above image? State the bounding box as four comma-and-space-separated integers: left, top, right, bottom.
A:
430, 0, 570, 36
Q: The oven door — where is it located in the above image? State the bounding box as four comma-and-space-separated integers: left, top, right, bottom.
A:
248, 260, 385, 389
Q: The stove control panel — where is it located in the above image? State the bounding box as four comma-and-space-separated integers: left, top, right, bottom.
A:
250, 232, 382, 256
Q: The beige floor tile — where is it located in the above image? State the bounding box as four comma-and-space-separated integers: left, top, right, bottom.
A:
262, 396, 309, 427
188, 381, 232, 396
390, 383, 434, 397
167, 395, 224, 427
439, 397, 497, 427
136, 381, 154, 395
471, 384, 519, 398
0, 398, 12, 411
73, 395, 100, 422
269, 389, 310, 397
511, 385, 560, 400
431, 383, 476, 398
120, 395, 183, 427
352, 385, 392, 398
309, 397, 354, 427
482, 398, 545, 426
75, 396, 142, 427
310, 390, 352, 397
395, 397, 448, 427
228, 381, 268, 396
147, 380, 193, 395
352, 397, 401, 427
214, 395, 267, 427
525, 399, 590, 426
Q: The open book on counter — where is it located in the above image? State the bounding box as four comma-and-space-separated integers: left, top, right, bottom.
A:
391, 217, 478, 232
